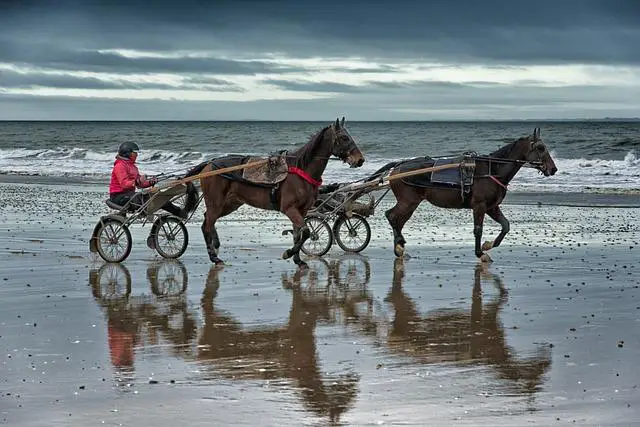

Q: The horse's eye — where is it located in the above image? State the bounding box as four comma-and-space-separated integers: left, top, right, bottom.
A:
536, 144, 545, 152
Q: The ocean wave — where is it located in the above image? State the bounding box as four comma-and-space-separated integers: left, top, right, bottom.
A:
1, 147, 639, 193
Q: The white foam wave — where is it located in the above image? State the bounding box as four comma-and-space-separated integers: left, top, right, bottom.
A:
1, 147, 639, 193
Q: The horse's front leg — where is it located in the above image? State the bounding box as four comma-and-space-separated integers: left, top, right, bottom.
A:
481, 206, 510, 253
472, 204, 492, 263
282, 207, 310, 268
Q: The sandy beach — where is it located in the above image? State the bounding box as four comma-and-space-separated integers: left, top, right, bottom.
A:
1, 177, 639, 426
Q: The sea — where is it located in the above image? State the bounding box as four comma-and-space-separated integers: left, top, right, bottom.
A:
0, 120, 639, 194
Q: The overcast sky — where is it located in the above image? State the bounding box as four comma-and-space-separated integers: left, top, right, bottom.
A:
1, 0, 639, 120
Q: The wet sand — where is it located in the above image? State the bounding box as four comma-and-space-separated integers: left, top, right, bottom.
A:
1, 179, 639, 426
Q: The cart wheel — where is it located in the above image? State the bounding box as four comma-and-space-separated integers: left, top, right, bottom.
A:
147, 259, 188, 296
90, 263, 132, 302
95, 217, 132, 263
152, 216, 189, 259
301, 214, 333, 257
334, 254, 371, 287
333, 214, 372, 253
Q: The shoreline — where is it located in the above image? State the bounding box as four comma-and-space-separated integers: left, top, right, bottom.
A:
2, 173, 638, 208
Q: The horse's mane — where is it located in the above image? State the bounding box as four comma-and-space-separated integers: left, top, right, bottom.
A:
489, 136, 529, 158
293, 125, 330, 166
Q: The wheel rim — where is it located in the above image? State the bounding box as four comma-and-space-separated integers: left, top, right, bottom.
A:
335, 255, 371, 287
302, 217, 332, 256
336, 216, 370, 252
98, 263, 131, 300
155, 218, 187, 258
149, 259, 188, 296
97, 220, 130, 262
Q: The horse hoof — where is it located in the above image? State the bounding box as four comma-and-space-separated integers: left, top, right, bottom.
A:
481, 241, 493, 251
394, 244, 405, 258
480, 253, 493, 263
211, 256, 225, 265
282, 249, 292, 259
296, 261, 309, 269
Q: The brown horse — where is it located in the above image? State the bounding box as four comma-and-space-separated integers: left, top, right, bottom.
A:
184, 118, 365, 267
383, 128, 557, 261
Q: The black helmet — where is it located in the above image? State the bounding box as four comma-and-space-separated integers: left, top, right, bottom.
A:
118, 142, 140, 158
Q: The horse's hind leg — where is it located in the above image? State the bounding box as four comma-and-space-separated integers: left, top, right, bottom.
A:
202, 199, 243, 264
281, 207, 310, 268
202, 209, 224, 265
384, 186, 422, 257
481, 206, 510, 253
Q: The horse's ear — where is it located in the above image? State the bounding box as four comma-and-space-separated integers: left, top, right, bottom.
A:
536, 128, 541, 140
335, 118, 341, 129
340, 116, 345, 127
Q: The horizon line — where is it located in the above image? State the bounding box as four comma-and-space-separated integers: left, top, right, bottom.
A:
1, 118, 639, 123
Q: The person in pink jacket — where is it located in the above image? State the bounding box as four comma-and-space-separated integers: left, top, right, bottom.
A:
109, 142, 185, 218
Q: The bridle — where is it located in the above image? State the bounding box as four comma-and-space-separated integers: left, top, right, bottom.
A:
328, 123, 359, 161
472, 137, 549, 190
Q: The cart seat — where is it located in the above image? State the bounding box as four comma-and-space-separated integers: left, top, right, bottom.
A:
105, 199, 126, 211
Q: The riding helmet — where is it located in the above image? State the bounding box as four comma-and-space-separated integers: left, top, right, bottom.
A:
118, 142, 140, 158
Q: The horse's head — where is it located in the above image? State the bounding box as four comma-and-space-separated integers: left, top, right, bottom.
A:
329, 117, 365, 168
525, 128, 557, 176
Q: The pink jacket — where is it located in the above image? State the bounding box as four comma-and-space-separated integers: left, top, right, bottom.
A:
109, 156, 152, 195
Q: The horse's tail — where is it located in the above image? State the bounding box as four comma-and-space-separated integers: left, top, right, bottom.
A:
365, 160, 403, 182
178, 161, 209, 218
181, 181, 199, 218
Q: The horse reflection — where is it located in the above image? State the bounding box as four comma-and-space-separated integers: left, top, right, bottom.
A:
385, 259, 551, 397
88, 260, 198, 388
196, 257, 374, 425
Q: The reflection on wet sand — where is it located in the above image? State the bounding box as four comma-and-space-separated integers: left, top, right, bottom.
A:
385, 258, 552, 398
196, 256, 375, 425
88, 260, 197, 389
87, 256, 375, 424
88, 256, 553, 421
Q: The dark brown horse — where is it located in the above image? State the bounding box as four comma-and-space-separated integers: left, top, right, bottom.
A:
383, 128, 557, 262
184, 118, 364, 267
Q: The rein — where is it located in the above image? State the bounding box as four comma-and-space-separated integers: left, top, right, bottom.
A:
471, 155, 542, 168
487, 175, 509, 191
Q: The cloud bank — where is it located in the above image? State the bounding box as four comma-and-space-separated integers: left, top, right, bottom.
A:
1, 0, 639, 120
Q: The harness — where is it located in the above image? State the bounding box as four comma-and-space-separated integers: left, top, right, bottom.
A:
288, 167, 323, 187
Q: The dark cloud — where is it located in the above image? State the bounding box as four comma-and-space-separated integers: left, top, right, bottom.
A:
0, 0, 639, 119
1, 0, 638, 65
0, 69, 132, 90
0, 40, 307, 75
0, 69, 243, 91
264, 79, 512, 94
263, 80, 365, 93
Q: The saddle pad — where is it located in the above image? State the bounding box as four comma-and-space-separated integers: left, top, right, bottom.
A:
394, 157, 435, 187
208, 155, 278, 188
242, 156, 289, 184
430, 157, 463, 185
